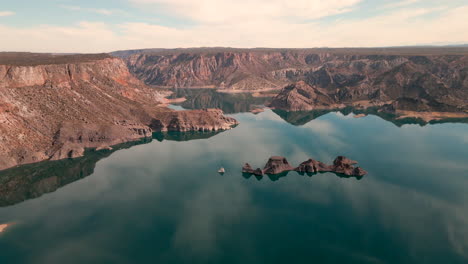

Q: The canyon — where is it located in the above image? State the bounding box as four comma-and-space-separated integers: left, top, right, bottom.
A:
118, 48, 468, 115
0, 53, 237, 171
1, 47, 468, 171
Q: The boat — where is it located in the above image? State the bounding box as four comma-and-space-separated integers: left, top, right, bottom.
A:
218, 167, 225, 174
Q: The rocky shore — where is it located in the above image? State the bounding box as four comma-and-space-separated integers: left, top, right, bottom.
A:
117, 48, 468, 119
242, 156, 367, 178
269, 81, 468, 121
0, 53, 237, 171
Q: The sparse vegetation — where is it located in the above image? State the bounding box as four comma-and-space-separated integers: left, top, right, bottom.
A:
0, 52, 112, 66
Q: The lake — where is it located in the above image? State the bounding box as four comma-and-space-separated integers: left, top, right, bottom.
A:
1, 91, 468, 264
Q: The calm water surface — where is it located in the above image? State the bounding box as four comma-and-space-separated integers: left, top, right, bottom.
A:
1, 105, 468, 263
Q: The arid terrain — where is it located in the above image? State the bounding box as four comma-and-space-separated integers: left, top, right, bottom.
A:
1, 47, 468, 170
0, 53, 237, 170
117, 47, 468, 116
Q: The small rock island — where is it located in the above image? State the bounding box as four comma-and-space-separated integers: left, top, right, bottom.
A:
242, 156, 367, 177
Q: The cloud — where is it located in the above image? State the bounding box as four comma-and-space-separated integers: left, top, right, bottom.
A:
383, 0, 421, 9
60, 5, 125, 16
130, 0, 363, 23
0, 22, 119, 53
0, 4, 467, 52
172, 181, 252, 256
0, 11, 15, 17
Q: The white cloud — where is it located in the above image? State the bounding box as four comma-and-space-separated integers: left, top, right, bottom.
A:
0, 5, 467, 52
131, 0, 363, 23
61, 5, 125, 16
0, 11, 15, 17
383, 0, 421, 9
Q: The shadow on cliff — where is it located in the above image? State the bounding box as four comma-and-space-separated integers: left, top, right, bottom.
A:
272, 108, 468, 127
0, 131, 224, 207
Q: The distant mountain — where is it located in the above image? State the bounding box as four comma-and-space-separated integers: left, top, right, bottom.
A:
114, 47, 468, 116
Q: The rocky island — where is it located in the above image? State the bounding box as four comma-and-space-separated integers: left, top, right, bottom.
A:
0, 53, 237, 171
242, 156, 367, 178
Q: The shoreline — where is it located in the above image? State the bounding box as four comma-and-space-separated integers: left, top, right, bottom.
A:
395, 110, 468, 122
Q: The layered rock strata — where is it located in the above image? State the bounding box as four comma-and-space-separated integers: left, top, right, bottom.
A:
269, 80, 468, 120
0, 53, 237, 171
118, 48, 468, 114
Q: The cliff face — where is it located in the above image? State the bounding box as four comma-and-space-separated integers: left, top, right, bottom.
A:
121, 49, 468, 112
121, 49, 468, 98
125, 51, 293, 89
0, 53, 237, 171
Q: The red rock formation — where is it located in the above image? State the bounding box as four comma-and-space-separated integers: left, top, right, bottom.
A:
243, 156, 367, 178
120, 48, 468, 112
0, 53, 237, 171
263, 156, 295, 175
331, 156, 367, 177
294, 159, 333, 173
242, 163, 254, 174
269, 81, 340, 111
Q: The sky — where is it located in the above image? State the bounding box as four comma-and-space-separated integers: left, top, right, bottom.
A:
0, 0, 467, 53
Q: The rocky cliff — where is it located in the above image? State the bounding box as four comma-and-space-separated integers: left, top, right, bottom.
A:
120, 48, 466, 90
0, 53, 237, 171
119, 48, 468, 113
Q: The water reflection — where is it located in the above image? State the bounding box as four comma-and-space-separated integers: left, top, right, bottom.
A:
273, 108, 468, 127
170, 88, 272, 114
153, 131, 224, 142
242, 171, 364, 182
0, 131, 225, 208
0, 108, 468, 263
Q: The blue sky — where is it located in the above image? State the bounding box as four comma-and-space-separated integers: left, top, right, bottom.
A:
0, 0, 467, 52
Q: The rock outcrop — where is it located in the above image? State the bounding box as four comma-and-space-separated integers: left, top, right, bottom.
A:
0, 53, 237, 171
152, 109, 238, 132
329, 156, 367, 176
243, 156, 367, 178
269, 79, 468, 119
295, 159, 333, 173
263, 156, 295, 175
269, 81, 340, 111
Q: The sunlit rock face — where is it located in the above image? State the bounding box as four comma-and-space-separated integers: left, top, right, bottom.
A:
122, 48, 468, 114
0, 53, 237, 171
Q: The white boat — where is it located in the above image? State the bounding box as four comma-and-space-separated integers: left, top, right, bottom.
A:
218, 167, 225, 174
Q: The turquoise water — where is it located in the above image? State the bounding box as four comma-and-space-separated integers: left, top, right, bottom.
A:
1, 109, 468, 264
